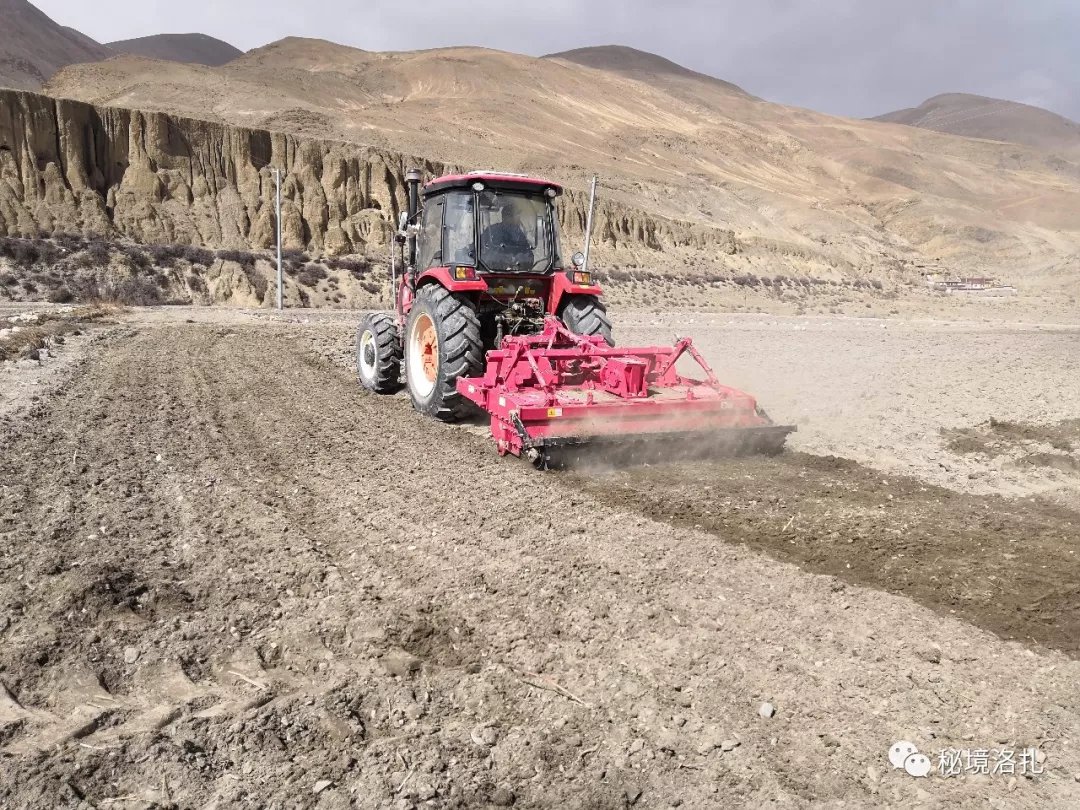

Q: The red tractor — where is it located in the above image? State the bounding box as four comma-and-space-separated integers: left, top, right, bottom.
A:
357, 169, 792, 466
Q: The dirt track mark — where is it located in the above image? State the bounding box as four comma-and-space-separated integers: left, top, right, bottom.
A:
2, 322, 1080, 808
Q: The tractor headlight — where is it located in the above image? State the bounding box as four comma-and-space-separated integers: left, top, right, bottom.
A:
545, 187, 557, 198
472, 182, 485, 192
572, 271, 592, 285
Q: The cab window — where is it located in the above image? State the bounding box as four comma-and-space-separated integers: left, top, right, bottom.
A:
418, 197, 444, 269
443, 191, 476, 266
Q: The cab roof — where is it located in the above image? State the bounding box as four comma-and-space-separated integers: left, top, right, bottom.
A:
423, 171, 563, 198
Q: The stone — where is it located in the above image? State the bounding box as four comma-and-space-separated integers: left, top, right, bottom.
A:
758, 702, 776, 719
123, 646, 139, 663
381, 648, 421, 677
694, 724, 725, 755
470, 723, 498, 747
313, 780, 332, 794
721, 739, 739, 752
916, 644, 942, 664
490, 786, 515, 806
416, 783, 437, 801
655, 728, 679, 752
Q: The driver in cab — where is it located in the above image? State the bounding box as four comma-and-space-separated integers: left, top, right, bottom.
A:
482, 200, 531, 256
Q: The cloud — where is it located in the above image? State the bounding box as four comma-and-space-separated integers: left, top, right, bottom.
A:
33, 0, 1080, 120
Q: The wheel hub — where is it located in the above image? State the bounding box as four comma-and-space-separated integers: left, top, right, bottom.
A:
416, 314, 438, 383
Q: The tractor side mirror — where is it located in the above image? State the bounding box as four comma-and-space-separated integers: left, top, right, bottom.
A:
571, 251, 585, 268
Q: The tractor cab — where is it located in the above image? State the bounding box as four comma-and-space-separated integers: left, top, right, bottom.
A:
421, 172, 561, 275
396, 171, 612, 356
399, 172, 608, 336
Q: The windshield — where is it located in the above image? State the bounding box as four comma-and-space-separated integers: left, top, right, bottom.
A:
478, 190, 558, 273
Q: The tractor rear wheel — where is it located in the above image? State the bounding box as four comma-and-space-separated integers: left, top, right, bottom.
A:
405, 284, 483, 421
560, 294, 614, 345
356, 312, 402, 393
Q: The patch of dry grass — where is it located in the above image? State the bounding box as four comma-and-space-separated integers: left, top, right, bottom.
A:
0, 305, 119, 362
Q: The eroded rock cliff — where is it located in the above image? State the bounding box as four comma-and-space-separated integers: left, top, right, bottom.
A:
0, 90, 739, 265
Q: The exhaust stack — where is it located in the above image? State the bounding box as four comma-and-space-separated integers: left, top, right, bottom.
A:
405, 168, 422, 269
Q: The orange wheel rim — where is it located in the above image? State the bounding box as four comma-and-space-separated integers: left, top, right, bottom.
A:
417, 314, 438, 383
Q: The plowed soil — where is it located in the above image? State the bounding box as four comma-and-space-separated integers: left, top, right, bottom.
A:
573, 454, 1080, 656
2, 311, 1080, 809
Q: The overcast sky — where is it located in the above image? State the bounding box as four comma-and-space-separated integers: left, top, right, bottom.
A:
34, 0, 1080, 120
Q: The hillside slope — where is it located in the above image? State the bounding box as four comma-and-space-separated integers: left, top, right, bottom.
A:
105, 33, 242, 66
873, 93, 1080, 155
0, 0, 112, 90
35, 38, 1080, 284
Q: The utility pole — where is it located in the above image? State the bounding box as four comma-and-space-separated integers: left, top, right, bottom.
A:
271, 167, 283, 310
582, 175, 598, 274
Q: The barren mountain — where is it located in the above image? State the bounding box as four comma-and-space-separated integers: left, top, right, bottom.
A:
874, 92, 1080, 155
32, 37, 1080, 286
0, 0, 112, 90
106, 32, 242, 66
543, 44, 748, 95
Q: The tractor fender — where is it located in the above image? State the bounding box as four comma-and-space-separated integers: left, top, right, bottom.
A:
402, 267, 488, 318
548, 271, 604, 315
416, 267, 489, 293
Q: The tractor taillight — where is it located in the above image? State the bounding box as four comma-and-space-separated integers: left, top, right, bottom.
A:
454, 266, 477, 280
572, 271, 592, 285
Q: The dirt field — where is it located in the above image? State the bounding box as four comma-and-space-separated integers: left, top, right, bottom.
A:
2, 307, 1080, 808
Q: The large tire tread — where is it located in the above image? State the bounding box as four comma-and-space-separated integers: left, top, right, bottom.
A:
408, 285, 483, 421
561, 295, 614, 346
357, 312, 402, 393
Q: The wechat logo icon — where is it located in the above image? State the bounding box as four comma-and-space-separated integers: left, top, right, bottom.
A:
889, 741, 932, 777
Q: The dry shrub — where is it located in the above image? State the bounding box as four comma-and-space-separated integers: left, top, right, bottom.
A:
47, 287, 74, 304
183, 246, 214, 266
329, 257, 370, 276
0, 326, 47, 362
119, 244, 152, 272
148, 243, 185, 268
217, 249, 258, 269
296, 263, 328, 286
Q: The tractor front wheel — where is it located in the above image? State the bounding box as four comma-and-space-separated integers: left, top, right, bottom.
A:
405, 284, 483, 421
560, 294, 614, 345
356, 312, 402, 393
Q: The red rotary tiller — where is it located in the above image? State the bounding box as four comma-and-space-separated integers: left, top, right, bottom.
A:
457, 317, 792, 466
